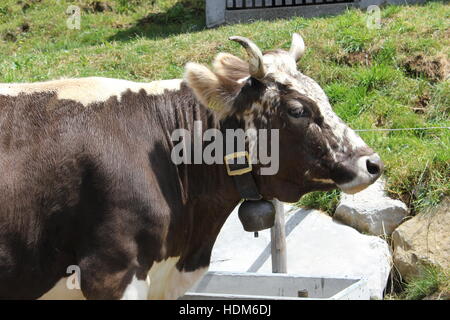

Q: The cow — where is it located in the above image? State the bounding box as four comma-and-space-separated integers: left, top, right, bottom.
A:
0, 34, 383, 300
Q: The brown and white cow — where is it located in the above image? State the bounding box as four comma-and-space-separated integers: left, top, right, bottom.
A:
0, 34, 382, 299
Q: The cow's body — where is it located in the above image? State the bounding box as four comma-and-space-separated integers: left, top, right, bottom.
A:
0, 34, 383, 299
0, 77, 238, 299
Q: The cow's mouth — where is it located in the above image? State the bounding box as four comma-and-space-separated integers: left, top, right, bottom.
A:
309, 178, 336, 189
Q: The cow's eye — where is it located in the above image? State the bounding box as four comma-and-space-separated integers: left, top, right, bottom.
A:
287, 107, 309, 118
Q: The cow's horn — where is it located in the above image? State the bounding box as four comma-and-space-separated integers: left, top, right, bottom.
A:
229, 36, 266, 80
289, 33, 305, 62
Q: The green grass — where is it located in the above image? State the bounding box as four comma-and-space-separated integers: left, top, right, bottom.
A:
402, 265, 449, 300
0, 0, 449, 216
386, 265, 449, 300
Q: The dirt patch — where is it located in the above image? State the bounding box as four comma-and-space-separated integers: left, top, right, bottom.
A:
21, 2, 30, 11
2, 22, 31, 42
17, 0, 41, 12
83, 1, 113, 13
412, 93, 430, 114
403, 54, 449, 82
334, 51, 371, 66
3, 31, 17, 42
111, 22, 132, 29
375, 115, 386, 127
20, 22, 30, 33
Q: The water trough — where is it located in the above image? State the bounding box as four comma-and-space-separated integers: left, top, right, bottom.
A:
181, 271, 370, 300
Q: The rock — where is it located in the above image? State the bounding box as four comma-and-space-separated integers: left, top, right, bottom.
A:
334, 178, 409, 236
211, 203, 392, 299
392, 198, 450, 281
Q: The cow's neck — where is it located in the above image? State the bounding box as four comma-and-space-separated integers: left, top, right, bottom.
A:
159, 83, 244, 270
163, 83, 243, 202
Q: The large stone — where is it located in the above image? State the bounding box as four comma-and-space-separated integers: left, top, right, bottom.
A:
210, 203, 392, 299
334, 178, 409, 236
392, 198, 450, 281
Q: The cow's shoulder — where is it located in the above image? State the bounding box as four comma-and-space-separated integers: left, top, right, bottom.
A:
0, 77, 183, 106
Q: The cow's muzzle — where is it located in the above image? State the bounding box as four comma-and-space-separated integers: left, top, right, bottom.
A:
335, 153, 384, 194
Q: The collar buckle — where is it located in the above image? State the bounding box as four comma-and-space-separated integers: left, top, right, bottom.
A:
224, 151, 252, 176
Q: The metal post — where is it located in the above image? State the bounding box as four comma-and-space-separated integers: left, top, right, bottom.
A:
270, 199, 287, 273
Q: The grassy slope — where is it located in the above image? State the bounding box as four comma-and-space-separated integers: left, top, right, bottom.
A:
0, 0, 449, 216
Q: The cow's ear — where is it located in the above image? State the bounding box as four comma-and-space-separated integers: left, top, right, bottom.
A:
184, 62, 240, 114
213, 53, 249, 82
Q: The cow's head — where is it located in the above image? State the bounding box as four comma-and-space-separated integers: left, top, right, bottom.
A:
185, 34, 383, 202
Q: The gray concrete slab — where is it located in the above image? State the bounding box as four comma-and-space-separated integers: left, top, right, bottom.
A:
206, 0, 226, 28
224, 3, 356, 24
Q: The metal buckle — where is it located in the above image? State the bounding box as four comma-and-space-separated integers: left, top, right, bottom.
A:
224, 151, 252, 176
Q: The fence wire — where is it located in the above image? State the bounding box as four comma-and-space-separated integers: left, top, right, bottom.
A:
354, 126, 450, 132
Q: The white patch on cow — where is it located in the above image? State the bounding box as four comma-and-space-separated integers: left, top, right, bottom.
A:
245, 114, 258, 164
344, 127, 368, 149
38, 277, 86, 300
147, 257, 207, 300
0, 77, 182, 106
121, 275, 150, 300
38, 258, 207, 300
263, 52, 297, 77
302, 77, 367, 149
337, 156, 375, 194
237, 76, 250, 84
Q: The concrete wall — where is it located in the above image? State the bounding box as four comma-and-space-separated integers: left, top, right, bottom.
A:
206, 0, 226, 28
206, 0, 426, 28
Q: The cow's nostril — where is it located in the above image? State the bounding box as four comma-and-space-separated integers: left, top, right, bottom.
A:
337, 153, 384, 193
366, 158, 381, 175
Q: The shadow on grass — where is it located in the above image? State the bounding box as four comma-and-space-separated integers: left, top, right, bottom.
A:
109, 0, 206, 41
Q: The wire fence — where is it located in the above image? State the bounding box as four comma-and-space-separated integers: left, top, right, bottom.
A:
354, 126, 450, 132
